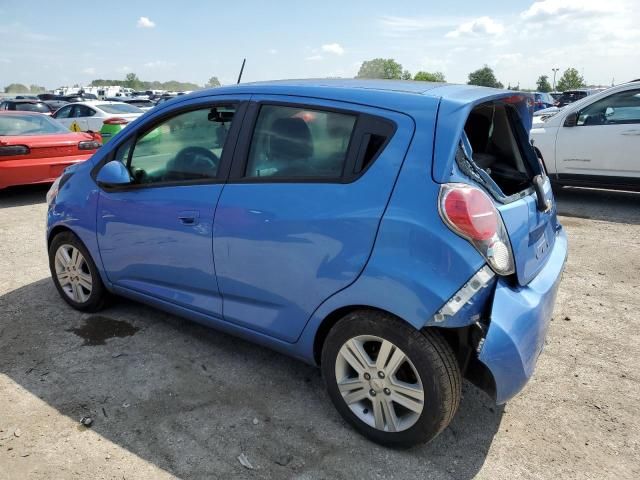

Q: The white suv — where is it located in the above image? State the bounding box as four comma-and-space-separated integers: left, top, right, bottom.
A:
531, 81, 640, 191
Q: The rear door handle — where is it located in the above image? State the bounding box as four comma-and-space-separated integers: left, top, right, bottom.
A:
178, 210, 200, 225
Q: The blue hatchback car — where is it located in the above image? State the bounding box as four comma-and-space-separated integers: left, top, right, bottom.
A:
46, 79, 567, 447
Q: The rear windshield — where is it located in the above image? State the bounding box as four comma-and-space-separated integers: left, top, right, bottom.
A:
96, 103, 143, 114
462, 101, 539, 197
558, 91, 587, 105
0, 114, 68, 135
15, 102, 51, 113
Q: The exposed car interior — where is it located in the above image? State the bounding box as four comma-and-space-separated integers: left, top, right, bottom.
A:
463, 102, 534, 196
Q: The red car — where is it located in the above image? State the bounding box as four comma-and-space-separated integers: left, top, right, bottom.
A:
0, 111, 101, 190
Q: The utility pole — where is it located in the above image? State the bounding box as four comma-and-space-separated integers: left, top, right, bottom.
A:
552, 68, 559, 91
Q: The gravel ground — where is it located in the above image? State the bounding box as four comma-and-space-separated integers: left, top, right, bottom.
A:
0, 185, 638, 480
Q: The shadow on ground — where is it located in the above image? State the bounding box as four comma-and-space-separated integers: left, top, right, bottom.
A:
0, 278, 503, 479
0, 184, 49, 209
554, 186, 640, 225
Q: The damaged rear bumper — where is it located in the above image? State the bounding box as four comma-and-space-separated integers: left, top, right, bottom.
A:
478, 228, 568, 404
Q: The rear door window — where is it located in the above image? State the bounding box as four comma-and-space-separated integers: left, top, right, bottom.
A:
245, 105, 357, 178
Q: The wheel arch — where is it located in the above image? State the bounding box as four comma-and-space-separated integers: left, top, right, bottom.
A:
311, 305, 497, 400
48, 224, 75, 248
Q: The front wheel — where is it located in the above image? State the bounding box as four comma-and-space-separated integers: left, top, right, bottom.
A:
49, 231, 107, 312
321, 311, 461, 447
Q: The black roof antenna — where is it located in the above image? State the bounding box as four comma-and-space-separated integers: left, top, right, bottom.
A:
237, 58, 246, 84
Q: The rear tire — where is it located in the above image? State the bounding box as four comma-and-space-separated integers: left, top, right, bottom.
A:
49, 231, 107, 312
321, 310, 461, 447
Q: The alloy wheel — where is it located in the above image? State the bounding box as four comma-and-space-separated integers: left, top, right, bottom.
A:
54, 244, 92, 303
335, 335, 424, 432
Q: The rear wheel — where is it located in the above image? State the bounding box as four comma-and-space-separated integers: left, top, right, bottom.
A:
321, 310, 461, 447
49, 231, 107, 312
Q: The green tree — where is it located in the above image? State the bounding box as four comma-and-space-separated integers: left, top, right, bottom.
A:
356, 58, 403, 80
535, 75, 552, 92
205, 76, 221, 88
4, 83, 29, 93
29, 84, 46, 93
124, 73, 143, 90
467, 65, 503, 89
401, 70, 412, 80
414, 71, 446, 82
556, 68, 585, 91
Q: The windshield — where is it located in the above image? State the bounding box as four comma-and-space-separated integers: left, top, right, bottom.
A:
96, 103, 143, 114
0, 113, 69, 135
15, 102, 51, 113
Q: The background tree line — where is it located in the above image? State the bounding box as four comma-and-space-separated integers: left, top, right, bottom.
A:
5, 62, 590, 95
355, 58, 587, 91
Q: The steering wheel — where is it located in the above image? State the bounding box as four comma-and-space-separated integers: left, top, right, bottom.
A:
168, 146, 219, 179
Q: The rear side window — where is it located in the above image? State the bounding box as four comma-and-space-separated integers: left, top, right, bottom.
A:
245, 105, 356, 178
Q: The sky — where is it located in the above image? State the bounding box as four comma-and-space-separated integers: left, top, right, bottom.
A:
0, 0, 638, 89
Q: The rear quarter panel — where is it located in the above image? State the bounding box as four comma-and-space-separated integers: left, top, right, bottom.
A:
295, 99, 486, 360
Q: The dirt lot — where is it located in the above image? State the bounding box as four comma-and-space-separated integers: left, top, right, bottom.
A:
0, 185, 639, 480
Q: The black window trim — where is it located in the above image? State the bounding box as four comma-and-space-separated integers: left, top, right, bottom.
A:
91, 100, 249, 192
228, 100, 397, 185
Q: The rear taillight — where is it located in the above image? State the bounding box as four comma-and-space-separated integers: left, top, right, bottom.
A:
0, 145, 30, 156
439, 183, 515, 275
78, 140, 101, 150
103, 117, 128, 125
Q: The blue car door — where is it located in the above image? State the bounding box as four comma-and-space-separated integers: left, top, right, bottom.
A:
213, 96, 415, 342
96, 96, 249, 317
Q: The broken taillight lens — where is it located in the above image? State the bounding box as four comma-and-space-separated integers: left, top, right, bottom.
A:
439, 183, 515, 275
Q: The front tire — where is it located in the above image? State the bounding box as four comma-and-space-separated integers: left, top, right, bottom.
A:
321, 310, 461, 447
49, 231, 107, 312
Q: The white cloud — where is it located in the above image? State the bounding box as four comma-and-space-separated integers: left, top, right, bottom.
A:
521, 0, 616, 22
321, 43, 345, 55
137, 16, 155, 28
446, 16, 504, 38
0, 58, 10, 64
268, 48, 278, 55
305, 54, 324, 61
143, 60, 175, 68
82, 67, 96, 75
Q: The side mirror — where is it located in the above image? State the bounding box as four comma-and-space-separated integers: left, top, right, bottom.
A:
564, 112, 578, 127
96, 160, 132, 187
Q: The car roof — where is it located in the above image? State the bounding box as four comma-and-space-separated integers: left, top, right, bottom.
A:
3, 99, 46, 103
179, 78, 518, 112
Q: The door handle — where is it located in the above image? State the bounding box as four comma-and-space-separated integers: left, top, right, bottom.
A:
178, 210, 200, 225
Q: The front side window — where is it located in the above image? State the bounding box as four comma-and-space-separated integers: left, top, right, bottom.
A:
578, 89, 640, 126
126, 105, 236, 185
245, 105, 357, 179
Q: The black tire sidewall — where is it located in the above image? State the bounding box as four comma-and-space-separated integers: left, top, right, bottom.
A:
49, 231, 106, 312
322, 312, 458, 447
